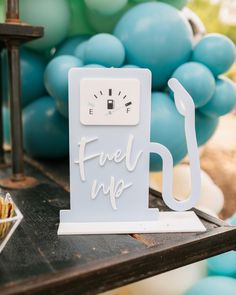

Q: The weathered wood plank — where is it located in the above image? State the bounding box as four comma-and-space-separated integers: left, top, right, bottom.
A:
0, 158, 235, 295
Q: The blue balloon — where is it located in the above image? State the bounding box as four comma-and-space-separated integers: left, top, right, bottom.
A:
207, 251, 236, 277
192, 34, 236, 76
84, 33, 125, 67
171, 62, 216, 108
184, 277, 236, 295
74, 41, 88, 61
150, 92, 187, 171
83, 64, 105, 68
122, 64, 140, 68
55, 35, 90, 57
195, 111, 218, 146
114, 2, 193, 90
199, 77, 236, 117
23, 96, 69, 158
44, 55, 83, 117
228, 213, 236, 226
1, 48, 46, 107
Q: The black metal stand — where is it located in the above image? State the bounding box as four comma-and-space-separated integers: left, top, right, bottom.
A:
0, 0, 44, 188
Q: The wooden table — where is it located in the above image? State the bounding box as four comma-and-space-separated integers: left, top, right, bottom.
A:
0, 157, 236, 295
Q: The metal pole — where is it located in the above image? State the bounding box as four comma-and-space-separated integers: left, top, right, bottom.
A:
5, 0, 24, 181
6, 0, 20, 23
7, 41, 24, 181
0, 47, 5, 165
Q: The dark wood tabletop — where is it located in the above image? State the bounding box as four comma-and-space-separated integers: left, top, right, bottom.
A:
0, 157, 236, 295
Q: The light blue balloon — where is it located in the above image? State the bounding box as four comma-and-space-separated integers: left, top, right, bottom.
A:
150, 92, 187, 171
84, 33, 125, 67
195, 111, 218, 146
114, 2, 193, 90
228, 213, 236, 226
44, 55, 83, 118
1, 48, 46, 107
207, 251, 236, 277
184, 277, 236, 295
23, 96, 69, 159
171, 62, 216, 108
192, 34, 236, 76
74, 41, 88, 61
83, 64, 105, 68
55, 35, 90, 57
122, 64, 140, 68
199, 77, 236, 117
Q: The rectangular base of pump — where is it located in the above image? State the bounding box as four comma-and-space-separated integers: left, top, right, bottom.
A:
58, 211, 206, 235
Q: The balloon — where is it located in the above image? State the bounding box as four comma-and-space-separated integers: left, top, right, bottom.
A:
23, 96, 69, 158
122, 64, 140, 68
83, 64, 105, 68
74, 41, 88, 61
20, 0, 71, 51
192, 34, 236, 76
1, 49, 46, 107
0, 0, 4, 22
86, 7, 126, 33
127, 261, 207, 295
44, 55, 83, 118
68, 0, 95, 35
150, 164, 224, 214
159, 0, 188, 10
199, 77, 236, 117
171, 62, 216, 107
184, 277, 236, 295
55, 35, 90, 57
197, 183, 224, 215
84, 34, 125, 67
114, 2, 193, 89
85, 0, 128, 15
195, 111, 219, 146
207, 251, 236, 277
228, 213, 236, 226
150, 92, 187, 171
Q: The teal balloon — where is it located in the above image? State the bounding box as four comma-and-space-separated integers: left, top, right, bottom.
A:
192, 34, 236, 76
84, 34, 125, 67
69, 0, 95, 35
150, 92, 187, 171
171, 62, 216, 107
85, 0, 128, 15
55, 35, 90, 57
20, 0, 71, 51
114, 2, 193, 89
23, 96, 69, 159
207, 251, 236, 277
159, 0, 188, 10
83, 64, 105, 68
1, 49, 46, 107
44, 55, 83, 118
184, 277, 236, 295
74, 41, 88, 61
122, 64, 140, 68
228, 213, 236, 226
195, 111, 218, 146
199, 77, 236, 117
3, 106, 10, 146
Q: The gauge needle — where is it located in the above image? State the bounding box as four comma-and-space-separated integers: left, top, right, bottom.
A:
105, 101, 132, 116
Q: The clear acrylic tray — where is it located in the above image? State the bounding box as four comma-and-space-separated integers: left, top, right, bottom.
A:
0, 192, 23, 253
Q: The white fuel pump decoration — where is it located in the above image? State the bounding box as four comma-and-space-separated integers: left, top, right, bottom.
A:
58, 68, 205, 235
